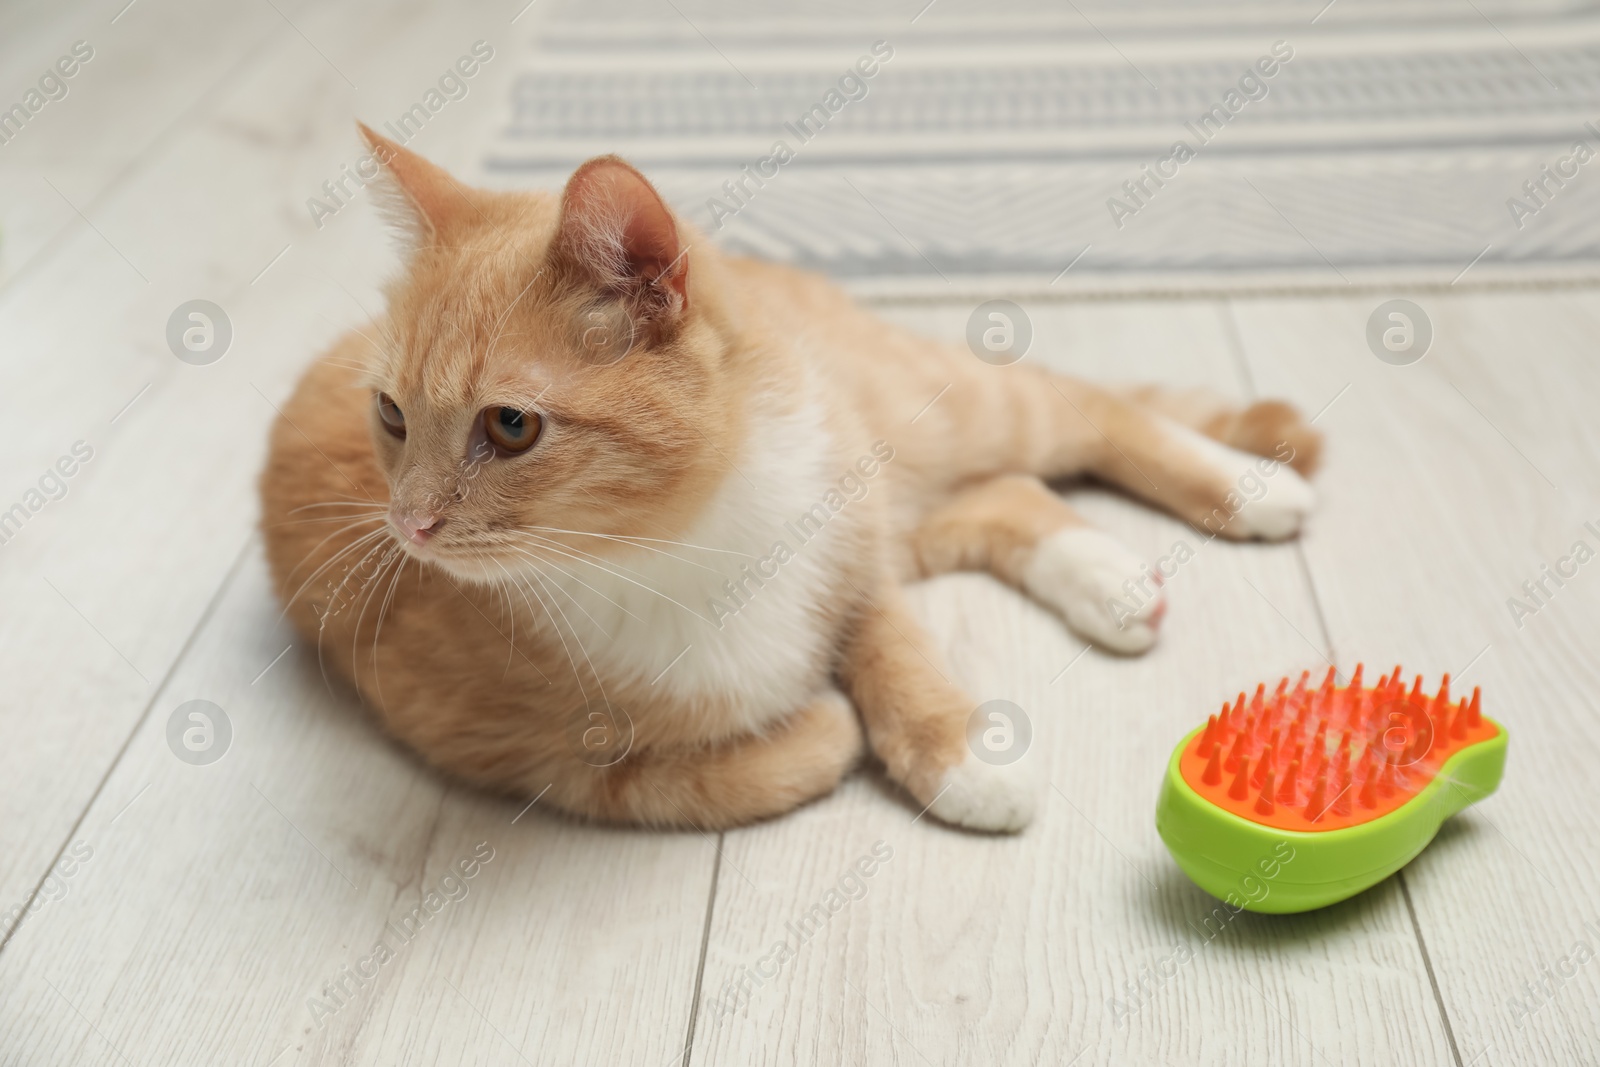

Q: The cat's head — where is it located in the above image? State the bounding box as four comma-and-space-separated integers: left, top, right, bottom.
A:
354, 125, 740, 583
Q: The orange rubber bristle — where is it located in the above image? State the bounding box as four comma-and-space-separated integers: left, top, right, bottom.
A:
1358, 766, 1378, 809
1179, 664, 1502, 832
1277, 759, 1301, 805
1377, 756, 1397, 798
1255, 770, 1276, 816
1304, 773, 1328, 821
1229, 757, 1251, 801
1252, 744, 1275, 788
1332, 773, 1352, 816
1224, 731, 1247, 773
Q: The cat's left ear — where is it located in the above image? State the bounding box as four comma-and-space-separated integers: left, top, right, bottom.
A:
554, 156, 690, 326
357, 122, 476, 248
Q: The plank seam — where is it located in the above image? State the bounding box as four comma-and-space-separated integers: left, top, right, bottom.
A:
0, 15, 293, 305
1221, 297, 1467, 1067
0, 533, 255, 962
1218, 301, 1259, 397
680, 835, 723, 1067
1401, 871, 1467, 1067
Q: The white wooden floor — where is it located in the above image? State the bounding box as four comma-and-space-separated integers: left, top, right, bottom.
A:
3, 1, 1599, 1065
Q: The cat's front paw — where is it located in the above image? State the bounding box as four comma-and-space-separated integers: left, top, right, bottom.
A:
1022, 527, 1164, 655
925, 755, 1036, 833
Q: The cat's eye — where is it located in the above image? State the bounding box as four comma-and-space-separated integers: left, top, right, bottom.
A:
376, 393, 406, 439
484, 406, 542, 454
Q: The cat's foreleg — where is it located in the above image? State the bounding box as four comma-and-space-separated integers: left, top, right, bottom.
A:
839, 574, 1036, 832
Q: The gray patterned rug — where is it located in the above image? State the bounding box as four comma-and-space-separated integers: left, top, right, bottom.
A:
485, 0, 1600, 293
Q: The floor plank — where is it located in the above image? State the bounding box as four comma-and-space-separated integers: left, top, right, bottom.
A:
0, 0, 523, 916
0, 546, 716, 1066
1232, 291, 1600, 1067
0, 0, 287, 291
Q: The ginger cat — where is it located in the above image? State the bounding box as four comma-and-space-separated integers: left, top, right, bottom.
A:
259, 126, 1321, 833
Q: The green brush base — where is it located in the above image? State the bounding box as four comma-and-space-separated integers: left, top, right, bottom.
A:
1156, 718, 1506, 914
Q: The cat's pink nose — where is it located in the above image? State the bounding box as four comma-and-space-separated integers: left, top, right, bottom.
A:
393, 510, 442, 545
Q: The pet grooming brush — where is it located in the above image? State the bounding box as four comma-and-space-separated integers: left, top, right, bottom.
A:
1156, 665, 1506, 913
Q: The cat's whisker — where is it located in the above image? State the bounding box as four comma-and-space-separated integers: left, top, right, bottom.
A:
520, 556, 613, 710
436, 244, 518, 256
321, 359, 374, 375
278, 523, 392, 623
503, 546, 618, 637
280, 516, 388, 581
499, 559, 527, 676
495, 556, 546, 636
313, 533, 400, 695
511, 530, 665, 588
285, 517, 387, 565
288, 499, 387, 514
510, 527, 722, 599
517, 526, 729, 576
350, 544, 403, 695
517, 523, 754, 559
339, 321, 407, 372
490, 559, 521, 680
511, 532, 708, 624
502, 556, 594, 712
369, 550, 409, 706
319, 537, 398, 629
306, 318, 392, 376
339, 540, 402, 645
270, 511, 388, 529
293, 537, 388, 642
513, 533, 697, 622
504, 544, 637, 626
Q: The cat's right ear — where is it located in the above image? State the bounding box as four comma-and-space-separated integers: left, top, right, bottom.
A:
357, 122, 476, 249
553, 156, 690, 333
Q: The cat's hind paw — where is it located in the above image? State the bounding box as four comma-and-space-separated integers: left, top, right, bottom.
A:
1226, 464, 1315, 541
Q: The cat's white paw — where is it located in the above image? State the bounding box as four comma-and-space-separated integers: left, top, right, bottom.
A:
925, 755, 1036, 833
1164, 420, 1316, 541
1023, 528, 1164, 655
1229, 464, 1315, 541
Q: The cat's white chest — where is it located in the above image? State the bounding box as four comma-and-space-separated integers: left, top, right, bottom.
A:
539, 398, 850, 732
